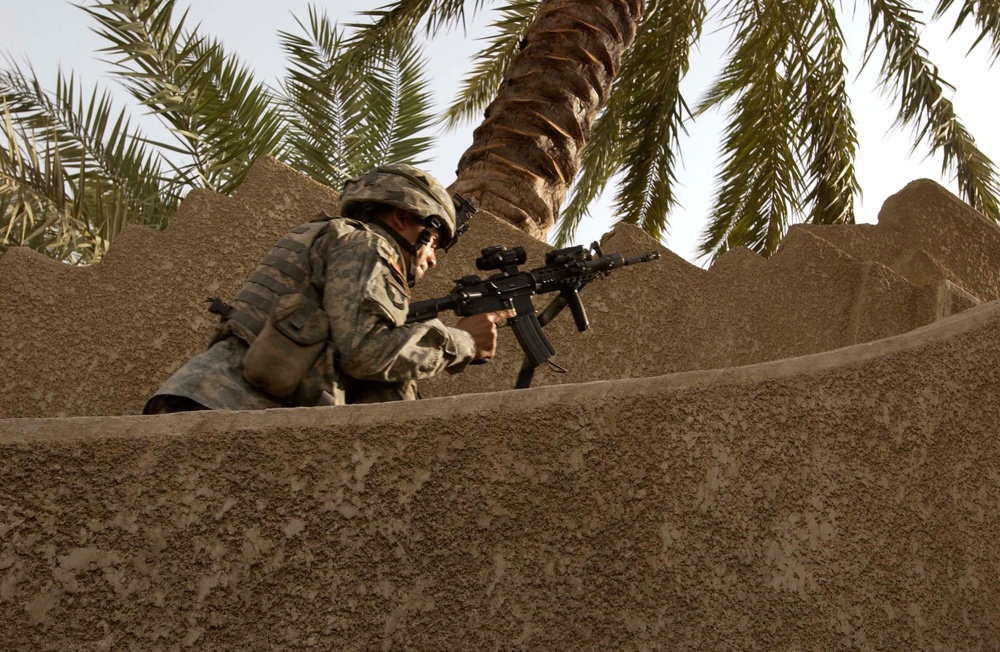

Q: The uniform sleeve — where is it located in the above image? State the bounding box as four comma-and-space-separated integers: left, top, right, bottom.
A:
322, 233, 477, 383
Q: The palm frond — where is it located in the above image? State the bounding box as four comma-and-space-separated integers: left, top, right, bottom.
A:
551, 103, 628, 246
280, 6, 438, 186
1, 61, 179, 223
1, 61, 180, 264
867, 0, 1000, 221
185, 37, 289, 191
607, 0, 706, 242
697, 1, 807, 259
346, 0, 489, 58
361, 40, 437, 169
794, 0, 860, 226
280, 8, 358, 186
82, 0, 287, 193
443, 1, 541, 130
933, 0, 1000, 61
2, 108, 109, 264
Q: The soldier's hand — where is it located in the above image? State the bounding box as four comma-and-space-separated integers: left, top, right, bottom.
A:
456, 309, 516, 362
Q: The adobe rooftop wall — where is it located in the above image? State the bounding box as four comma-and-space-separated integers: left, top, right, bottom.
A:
2, 157, 999, 417
2, 158, 999, 649
1, 298, 998, 649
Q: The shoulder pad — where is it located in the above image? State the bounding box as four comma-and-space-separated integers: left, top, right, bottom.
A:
323, 217, 370, 240
309, 210, 336, 223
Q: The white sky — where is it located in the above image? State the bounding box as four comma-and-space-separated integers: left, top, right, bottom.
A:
2, 0, 997, 264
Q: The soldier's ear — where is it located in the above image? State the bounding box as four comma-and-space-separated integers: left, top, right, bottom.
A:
398, 209, 426, 234
382, 207, 407, 232
400, 209, 420, 227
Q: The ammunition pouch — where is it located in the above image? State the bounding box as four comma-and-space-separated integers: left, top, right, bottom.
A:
242, 293, 329, 399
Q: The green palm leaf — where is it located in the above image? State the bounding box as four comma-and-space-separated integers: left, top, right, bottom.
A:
867, 0, 1000, 221
82, 0, 287, 193
280, 6, 438, 186
1, 61, 179, 264
555, 0, 706, 246
346, 0, 488, 56
697, 1, 807, 259
793, 0, 859, 227
443, 0, 541, 130
934, 0, 1000, 61
3, 0, 444, 265
360, 40, 437, 169
280, 8, 360, 186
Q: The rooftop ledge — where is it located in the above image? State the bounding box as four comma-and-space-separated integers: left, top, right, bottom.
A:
2, 297, 998, 650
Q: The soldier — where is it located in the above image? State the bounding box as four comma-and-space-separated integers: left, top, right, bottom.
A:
144, 164, 513, 414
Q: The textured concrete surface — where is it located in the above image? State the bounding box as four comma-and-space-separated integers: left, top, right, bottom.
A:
2, 299, 998, 650
2, 159, 1000, 649
1, 158, 998, 417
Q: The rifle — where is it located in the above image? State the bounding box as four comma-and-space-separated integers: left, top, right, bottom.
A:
406, 242, 660, 388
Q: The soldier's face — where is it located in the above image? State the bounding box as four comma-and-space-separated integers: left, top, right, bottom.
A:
390, 210, 439, 284
412, 232, 439, 283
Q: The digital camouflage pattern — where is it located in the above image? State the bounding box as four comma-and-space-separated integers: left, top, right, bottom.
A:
144, 217, 476, 413
339, 164, 459, 248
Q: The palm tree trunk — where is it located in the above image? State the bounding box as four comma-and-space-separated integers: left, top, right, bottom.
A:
450, 0, 645, 240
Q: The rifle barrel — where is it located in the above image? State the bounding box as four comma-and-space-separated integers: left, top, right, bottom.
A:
624, 251, 660, 266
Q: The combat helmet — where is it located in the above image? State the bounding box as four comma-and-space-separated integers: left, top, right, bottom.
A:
339, 164, 473, 251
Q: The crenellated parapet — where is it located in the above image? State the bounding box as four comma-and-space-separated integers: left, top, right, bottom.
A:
2, 160, 1000, 649
1, 159, 998, 417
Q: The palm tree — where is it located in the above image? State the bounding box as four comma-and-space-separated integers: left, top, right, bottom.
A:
351, 0, 1000, 259
1, 1, 436, 264
4, 0, 999, 265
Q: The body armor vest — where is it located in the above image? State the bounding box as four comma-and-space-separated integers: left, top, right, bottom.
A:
212, 219, 330, 346
207, 216, 408, 407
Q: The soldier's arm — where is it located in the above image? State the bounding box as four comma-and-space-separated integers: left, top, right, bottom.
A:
323, 235, 477, 383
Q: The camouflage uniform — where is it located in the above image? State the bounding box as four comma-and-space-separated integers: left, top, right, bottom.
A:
144, 216, 476, 413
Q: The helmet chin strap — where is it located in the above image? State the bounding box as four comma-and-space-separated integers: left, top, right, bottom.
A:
366, 218, 435, 289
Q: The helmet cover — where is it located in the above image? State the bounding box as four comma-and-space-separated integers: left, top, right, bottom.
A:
340, 164, 470, 249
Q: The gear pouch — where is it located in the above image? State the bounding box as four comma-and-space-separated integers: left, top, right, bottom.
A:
243, 293, 329, 399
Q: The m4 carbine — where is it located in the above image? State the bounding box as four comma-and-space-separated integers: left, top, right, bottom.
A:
406, 242, 659, 388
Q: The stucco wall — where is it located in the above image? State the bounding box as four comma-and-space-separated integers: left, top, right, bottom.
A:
2, 300, 998, 649
1, 157, 997, 417
2, 158, 999, 649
